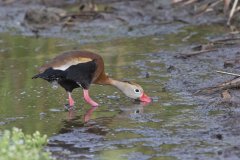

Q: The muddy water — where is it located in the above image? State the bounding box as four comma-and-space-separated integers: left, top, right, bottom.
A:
0, 25, 233, 160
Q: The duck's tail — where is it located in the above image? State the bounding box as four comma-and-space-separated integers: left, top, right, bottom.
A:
32, 72, 49, 80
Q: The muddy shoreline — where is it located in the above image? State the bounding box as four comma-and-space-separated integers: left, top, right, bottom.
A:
0, 0, 228, 43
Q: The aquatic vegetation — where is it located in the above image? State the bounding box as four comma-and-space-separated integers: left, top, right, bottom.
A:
0, 128, 53, 160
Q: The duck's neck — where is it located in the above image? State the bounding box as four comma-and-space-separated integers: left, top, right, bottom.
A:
108, 78, 127, 91
109, 78, 126, 87
95, 76, 128, 92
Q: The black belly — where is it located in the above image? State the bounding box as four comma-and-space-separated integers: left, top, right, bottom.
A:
58, 79, 80, 92
32, 60, 97, 92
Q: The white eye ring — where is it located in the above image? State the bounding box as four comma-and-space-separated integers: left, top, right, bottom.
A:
134, 89, 140, 93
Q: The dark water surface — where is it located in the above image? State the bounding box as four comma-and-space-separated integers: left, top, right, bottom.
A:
0, 25, 233, 160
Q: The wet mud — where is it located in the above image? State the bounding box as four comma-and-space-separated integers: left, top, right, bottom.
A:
0, 0, 240, 160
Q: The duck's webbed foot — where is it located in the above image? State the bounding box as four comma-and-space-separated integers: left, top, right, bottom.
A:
64, 104, 76, 111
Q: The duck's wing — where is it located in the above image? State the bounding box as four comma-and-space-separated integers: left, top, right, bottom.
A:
66, 60, 97, 89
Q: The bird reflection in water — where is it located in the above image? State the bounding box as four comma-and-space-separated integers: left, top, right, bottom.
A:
65, 106, 99, 123
57, 100, 151, 135
66, 100, 150, 123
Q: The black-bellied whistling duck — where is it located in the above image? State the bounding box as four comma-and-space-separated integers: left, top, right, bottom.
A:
32, 50, 151, 108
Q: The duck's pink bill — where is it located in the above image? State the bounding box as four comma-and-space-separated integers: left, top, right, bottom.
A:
139, 93, 152, 103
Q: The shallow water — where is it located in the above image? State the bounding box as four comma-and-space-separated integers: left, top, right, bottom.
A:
0, 25, 236, 160
0, 31, 170, 134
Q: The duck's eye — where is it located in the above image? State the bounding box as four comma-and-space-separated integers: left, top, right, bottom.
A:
134, 89, 140, 93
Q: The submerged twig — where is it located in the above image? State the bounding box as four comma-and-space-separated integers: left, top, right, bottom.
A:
212, 37, 240, 43
227, 0, 239, 25
195, 72, 240, 95
224, 0, 231, 15
195, 77, 240, 95
172, 0, 197, 6
194, 0, 222, 17
216, 70, 240, 77
172, 0, 240, 26
177, 48, 217, 58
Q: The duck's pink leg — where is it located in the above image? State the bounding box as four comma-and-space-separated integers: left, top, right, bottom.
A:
83, 89, 99, 107
68, 92, 75, 107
